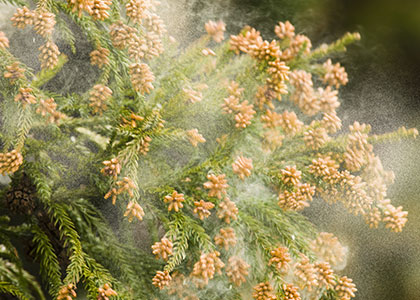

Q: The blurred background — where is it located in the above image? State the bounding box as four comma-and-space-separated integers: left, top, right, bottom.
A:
164, 0, 420, 299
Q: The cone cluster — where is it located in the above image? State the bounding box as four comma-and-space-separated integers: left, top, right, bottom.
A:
232, 156, 253, 180
151, 238, 173, 261
226, 256, 250, 286
89, 84, 112, 115
193, 199, 214, 220
97, 283, 117, 300
217, 197, 238, 224
203, 174, 228, 199
191, 251, 224, 288
152, 270, 171, 289
39, 40, 60, 69
101, 158, 121, 179
57, 283, 77, 300
164, 190, 185, 212
214, 227, 236, 250
124, 201, 145, 222
15, 87, 36, 107
187, 129, 206, 147
0, 150, 23, 175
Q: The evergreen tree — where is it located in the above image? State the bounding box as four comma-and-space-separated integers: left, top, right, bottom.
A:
0, 1, 417, 299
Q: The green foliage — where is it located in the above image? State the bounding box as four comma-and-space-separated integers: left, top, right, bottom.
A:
0, 1, 416, 300
0, 220, 45, 300
31, 225, 62, 296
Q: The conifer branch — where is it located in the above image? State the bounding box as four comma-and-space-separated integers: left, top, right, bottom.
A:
31, 54, 68, 88
30, 225, 62, 297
